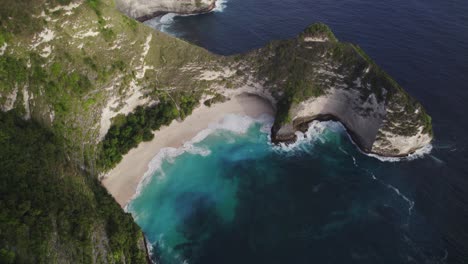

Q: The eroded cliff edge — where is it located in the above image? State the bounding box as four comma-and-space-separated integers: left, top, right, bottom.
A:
116, 0, 216, 21
242, 24, 432, 157
0, 0, 433, 261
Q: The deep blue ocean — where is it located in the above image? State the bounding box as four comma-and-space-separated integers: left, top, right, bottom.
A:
131, 0, 468, 263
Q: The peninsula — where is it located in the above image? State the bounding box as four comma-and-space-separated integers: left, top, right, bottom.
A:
0, 0, 432, 262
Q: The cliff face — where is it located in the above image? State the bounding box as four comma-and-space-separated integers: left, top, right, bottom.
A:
115, 0, 216, 20
0, 1, 432, 162
246, 24, 433, 157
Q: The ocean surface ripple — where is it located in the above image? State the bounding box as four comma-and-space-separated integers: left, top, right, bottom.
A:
135, 0, 468, 263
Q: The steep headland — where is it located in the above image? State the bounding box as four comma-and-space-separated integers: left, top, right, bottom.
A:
247, 24, 433, 157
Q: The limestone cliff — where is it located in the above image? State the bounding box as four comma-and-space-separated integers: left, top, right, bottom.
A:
243, 24, 433, 157
115, 0, 216, 20
0, 1, 432, 161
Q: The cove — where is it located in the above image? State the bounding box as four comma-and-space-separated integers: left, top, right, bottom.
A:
128, 116, 441, 264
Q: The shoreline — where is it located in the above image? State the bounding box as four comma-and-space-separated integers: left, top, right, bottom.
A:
101, 93, 275, 208
135, 1, 217, 22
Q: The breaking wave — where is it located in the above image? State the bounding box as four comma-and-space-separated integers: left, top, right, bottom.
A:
144, 0, 228, 34
213, 0, 228, 12
365, 143, 433, 162
271, 120, 344, 154
131, 114, 273, 203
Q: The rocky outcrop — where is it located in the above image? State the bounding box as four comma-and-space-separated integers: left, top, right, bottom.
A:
271, 88, 432, 157
115, 0, 216, 21
260, 24, 433, 157
1, 0, 432, 168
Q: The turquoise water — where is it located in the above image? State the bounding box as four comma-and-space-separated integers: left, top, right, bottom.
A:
136, 0, 468, 261
128, 116, 439, 263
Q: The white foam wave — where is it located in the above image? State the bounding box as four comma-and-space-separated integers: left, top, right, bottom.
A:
131, 114, 272, 201
365, 143, 433, 162
272, 120, 431, 162
145, 236, 156, 264
160, 13, 177, 24
271, 120, 344, 154
143, 13, 178, 34
213, 0, 228, 12
144, 0, 228, 34
385, 183, 415, 215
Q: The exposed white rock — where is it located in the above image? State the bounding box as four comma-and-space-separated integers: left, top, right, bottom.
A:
198, 68, 235, 81
99, 34, 154, 139
31, 28, 55, 48
0, 43, 7, 55
75, 29, 100, 39
99, 85, 150, 139
135, 34, 153, 79
291, 88, 385, 149
218, 77, 276, 106
50, 109, 55, 123
41, 45, 52, 58
372, 126, 432, 156
2, 86, 18, 111
22, 87, 31, 120
116, 0, 216, 19
304, 36, 328, 42
49, 1, 82, 13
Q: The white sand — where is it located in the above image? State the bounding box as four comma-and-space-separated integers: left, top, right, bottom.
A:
101, 93, 274, 207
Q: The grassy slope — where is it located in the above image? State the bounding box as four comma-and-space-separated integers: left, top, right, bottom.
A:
0, 0, 227, 262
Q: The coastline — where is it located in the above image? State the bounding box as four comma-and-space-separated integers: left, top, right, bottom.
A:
101, 93, 274, 207
134, 1, 217, 22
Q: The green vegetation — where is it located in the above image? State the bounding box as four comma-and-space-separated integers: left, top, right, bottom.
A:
0, 0, 433, 259
0, 56, 28, 92
300, 23, 338, 43
178, 93, 199, 119
0, 0, 43, 35
252, 23, 432, 138
0, 111, 146, 263
99, 98, 179, 170
98, 91, 202, 170
87, 0, 116, 41
203, 93, 227, 107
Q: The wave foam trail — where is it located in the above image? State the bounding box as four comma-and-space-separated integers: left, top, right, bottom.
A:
364, 170, 414, 216
272, 120, 344, 154
214, 0, 228, 12
339, 147, 358, 167
386, 183, 415, 215
366, 143, 433, 162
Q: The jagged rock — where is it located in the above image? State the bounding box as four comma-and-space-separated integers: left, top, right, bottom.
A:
116, 0, 216, 21
261, 24, 432, 157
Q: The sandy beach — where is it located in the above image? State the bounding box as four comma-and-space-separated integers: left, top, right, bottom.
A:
101, 93, 275, 207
